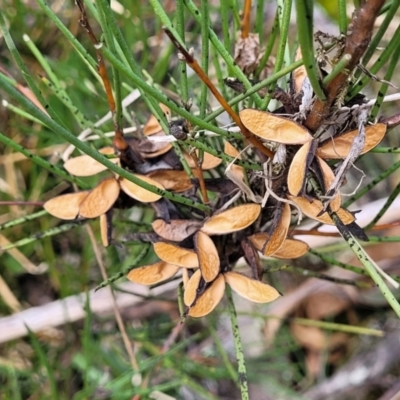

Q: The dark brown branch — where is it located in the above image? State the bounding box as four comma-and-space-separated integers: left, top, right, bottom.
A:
304, 0, 386, 133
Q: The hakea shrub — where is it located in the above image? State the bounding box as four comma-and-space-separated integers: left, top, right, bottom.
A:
43, 64, 387, 318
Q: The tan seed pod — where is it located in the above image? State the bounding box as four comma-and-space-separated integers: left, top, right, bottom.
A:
270, 238, 309, 259
316, 124, 386, 159
239, 109, 313, 144
224, 140, 245, 181
143, 104, 171, 136
153, 242, 199, 268
288, 195, 355, 225
184, 269, 202, 306
152, 219, 202, 242
201, 204, 261, 235
248, 232, 270, 252
315, 156, 341, 212
64, 147, 117, 177
79, 178, 120, 219
119, 174, 163, 203
288, 141, 315, 196
188, 274, 225, 318
44, 191, 89, 220
263, 202, 291, 256
224, 271, 280, 303
127, 261, 179, 285
292, 48, 307, 94
183, 150, 223, 170
182, 268, 189, 289
147, 169, 193, 192
194, 231, 220, 282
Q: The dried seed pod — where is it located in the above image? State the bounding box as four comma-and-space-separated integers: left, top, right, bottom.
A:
119, 174, 163, 203
153, 242, 199, 268
64, 147, 117, 177
288, 195, 355, 225
224, 271, 280, 303
315, 156, 341, 211
224, 140, 245, 181
263, 202, 291, 256
188, 274, 225, 318
269, 238, 309, 259
79, 178, 120, 219
316, 124, 386, 159
152, 219, 202, 242
239, 109, 313, 144
288, 140, 317, 196
138, 132, 172, 158
194, 231, 220, 283
44, 191, 90, 220
143, 104, 171, 136
183, 150, 223, 170
127, 261, 179, 285
99, 212, 113, 247
201, 204, 261, 235
184, 269, 202, 306
234, 32, 261, 75
292, 48, 307, 94
147, 169, 193, 192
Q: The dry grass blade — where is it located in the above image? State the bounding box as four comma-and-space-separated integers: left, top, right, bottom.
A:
119, 174, 163, 202
153, 242, 199, 268
224, 140, 246, 181
288, 195, 355, 225
44, 191, 89, 220
152, 219, 202, 242
100, 213, 109, 247
239, 109, 313, 144
194, 231, 220, 283
316, 156, 341, 211
79, 178, 120, 218
183, 150, 223, 170
147, 169, 193, 192
316, 124, 387, 159
292, 48, 307, 94
183, 269, 202, 306
263, 202, 291, 256
188, 274, 225, 318
64, 147, 117, 176
224, 271, 280, 303
201, 203, 261, 235
127, 261, 180, 285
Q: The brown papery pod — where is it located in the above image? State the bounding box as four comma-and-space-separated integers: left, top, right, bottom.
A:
183, 150, 223, 170
143, 104, 171, 136
119, 174, 163, 203
292, 48, 307, 94
315, 156, 341, 212
316, 124, 387, 159
271, 238, 309, 259
201, 204, 261, 235
152, 219, 202, 242
127, 261, 179, 285
79, 178, 120, 219
153, 242, 199, 268
288, 195, 355, 225
239, 109, 313, 144
188, 274, 225, 318
194, 231, 220, 283
224, 140, 245, 181
183, 269, 202, 306
224, 271, 280, 303
263, 202, 291, 256
249, 233, 309, 259
64, 147, 118, 177
138, 132, 172, 159
147, 169, 193, 193
44, 191, 89, 220
288, 140, 317, 196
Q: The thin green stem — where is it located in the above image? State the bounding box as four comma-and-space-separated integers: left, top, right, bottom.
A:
0, 131, 90, 189
294, 0, 326, 101
0, 210, 48, 231
338, 0, 348, 35
220, 0, 232, 66
322, 54, 351, 86
200, 0, 210, 119
226, 285, 249, 400
176, 0, 189, 104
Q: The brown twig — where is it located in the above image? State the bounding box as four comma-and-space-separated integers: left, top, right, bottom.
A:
76, 0, 128, 151
241, 0, 252, 39
163, 28, 274, 159
304, 0, 386, 133
190, 151, 210, 204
